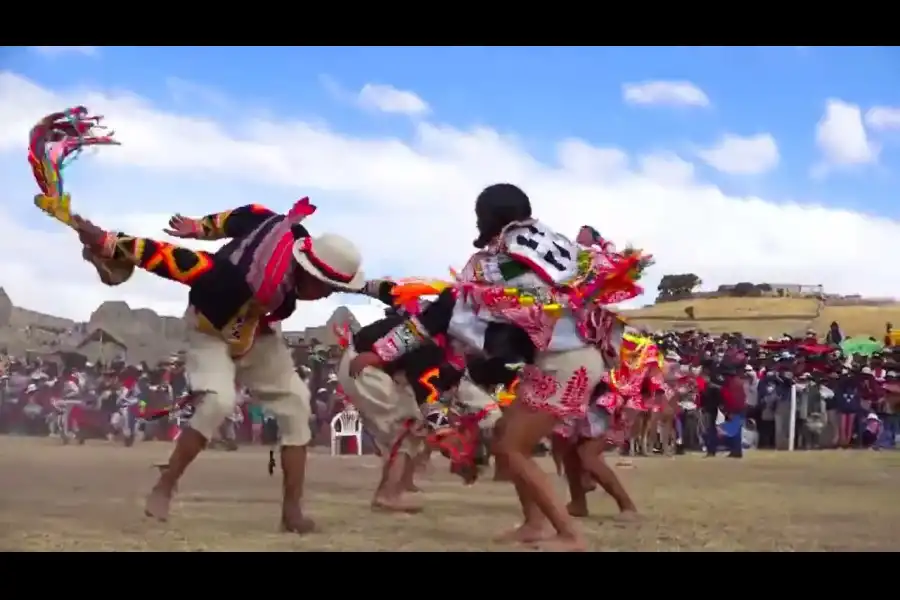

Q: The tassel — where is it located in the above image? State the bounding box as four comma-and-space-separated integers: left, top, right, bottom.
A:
29, 107, 119, 198
29, 106, 119, 228
287, 196, 316, 221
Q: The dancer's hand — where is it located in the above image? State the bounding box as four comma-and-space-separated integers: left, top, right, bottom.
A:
72, 214, 109, 255
349, 352, 382, 377
164, 214, 201, 238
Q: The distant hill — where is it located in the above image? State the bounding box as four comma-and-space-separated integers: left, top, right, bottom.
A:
622, 297, 900, 338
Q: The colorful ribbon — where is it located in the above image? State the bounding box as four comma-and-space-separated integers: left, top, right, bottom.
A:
28, 106, 120, 228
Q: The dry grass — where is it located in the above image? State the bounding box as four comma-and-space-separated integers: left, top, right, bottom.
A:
811, 305, 900, 338
1, 436, 898, 551
626, 298, 820, 320
622, 297, 900, 339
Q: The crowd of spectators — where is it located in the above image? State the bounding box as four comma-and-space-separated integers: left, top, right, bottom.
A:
2, 319, 898, 453
656, 321, 900, 453
0, 348, 352, 449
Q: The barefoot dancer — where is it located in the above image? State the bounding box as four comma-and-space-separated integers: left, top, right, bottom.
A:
337, 281, 505, 511
552, 380, 638, 519
549, 232, 658, 518
602, 332, 668, 458
71, 200, 370, 534
554, 343, 672, 516
348, 184, 648, 551
647, 352, 682, 455
466, 342, 533, 483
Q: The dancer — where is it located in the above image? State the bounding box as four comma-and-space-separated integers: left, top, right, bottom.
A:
467, 358, 524, 482
552, 332, 670, 518
348, 184, 648, 551
71, 200, 368, 534
549, 232, 657, 519
337, 280, 505, 511
552, 379, 638, 520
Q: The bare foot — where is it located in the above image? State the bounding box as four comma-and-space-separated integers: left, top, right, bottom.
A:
371, 495, 423, 514
566, 502, 589, 518
533, 534, 587, 552
144, 486, 172, 522
280, 511, 316, 535
614, 508, 640, 522
404, 483, 423, 493
493, 523, 551, 544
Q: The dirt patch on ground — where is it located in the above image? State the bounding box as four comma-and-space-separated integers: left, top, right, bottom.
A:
1, 436, 897, 551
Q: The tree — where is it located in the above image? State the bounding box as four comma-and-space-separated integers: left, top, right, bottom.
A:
731, 282, 755, 297
756, 283, 772, 292
656, 273, 702, 302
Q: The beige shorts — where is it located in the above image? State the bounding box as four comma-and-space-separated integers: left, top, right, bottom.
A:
184, 308, 311, 447
337, 347, 423, 459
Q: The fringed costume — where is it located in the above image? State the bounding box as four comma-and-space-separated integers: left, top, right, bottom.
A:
369, 217, 648, 460
337, 281, 505, 485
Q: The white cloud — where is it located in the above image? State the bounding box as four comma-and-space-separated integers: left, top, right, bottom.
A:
638, 152, 695, 185
865, 105, 900, 131
697, 133, 780, 175
30, 46, 98, 58
622, 80, 710, 108
814, 99, 878, 174
357, 83, 430, 116
3, 71, 900, 335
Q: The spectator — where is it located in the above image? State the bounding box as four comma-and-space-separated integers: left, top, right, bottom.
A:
880, 373, 900, 449
758, 376, 778, 449
772, 369, 795, 450
742, 364, 759, 430
248, 402, 265, 445
704, 368, 746, 458
825, 321, 844, 346
822, 374, 840, 448
836, 373, 861, 448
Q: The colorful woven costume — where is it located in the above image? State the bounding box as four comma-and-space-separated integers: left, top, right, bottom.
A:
386, 223, 649, 364
371, 219, 650, 430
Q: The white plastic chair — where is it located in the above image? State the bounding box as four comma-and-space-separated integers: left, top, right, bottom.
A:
330, 409, 363, 456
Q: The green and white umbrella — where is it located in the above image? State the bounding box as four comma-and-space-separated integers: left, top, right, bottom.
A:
839, 338, 884, 357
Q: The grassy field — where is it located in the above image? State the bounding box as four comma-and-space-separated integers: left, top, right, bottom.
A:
1, 436, 898, 551
622, 297, 900, 338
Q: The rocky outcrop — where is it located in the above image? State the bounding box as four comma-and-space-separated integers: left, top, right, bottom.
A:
0, 288, 11, 327
0, 289, 352, 362
300, 305, 361, 345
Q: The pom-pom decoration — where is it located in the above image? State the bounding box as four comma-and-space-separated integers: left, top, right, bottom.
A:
390, 279, 452, 307
621, 245, 655, 282
332, 321, 352, 349
28, 106, 120, 229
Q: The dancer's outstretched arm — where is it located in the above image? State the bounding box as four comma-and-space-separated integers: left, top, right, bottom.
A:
164, 204, 279, 241
74, 214, 216, 287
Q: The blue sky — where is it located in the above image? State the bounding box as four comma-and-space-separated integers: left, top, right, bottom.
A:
7, 46, 900, 213
1, 46, 900, 327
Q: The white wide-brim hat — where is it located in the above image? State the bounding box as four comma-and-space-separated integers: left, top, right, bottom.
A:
292, 233, 365, 292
